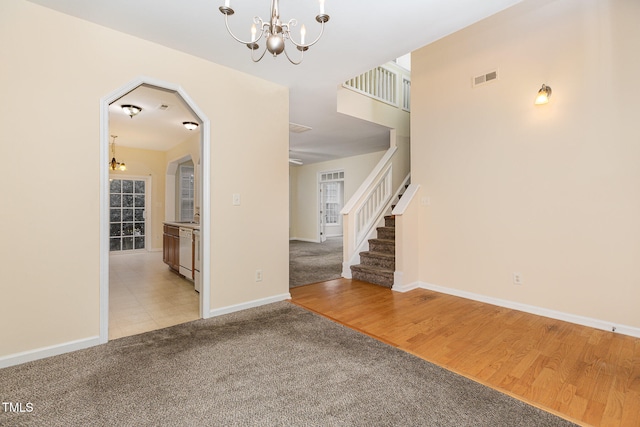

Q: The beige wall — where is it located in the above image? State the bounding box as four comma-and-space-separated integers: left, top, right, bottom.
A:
0, 0, 289, 358
412, 0, 640, 328
290, 150, 386, 241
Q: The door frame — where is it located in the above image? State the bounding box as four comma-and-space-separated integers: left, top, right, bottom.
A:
317, 170, 345, 242
99, 76, 211, 343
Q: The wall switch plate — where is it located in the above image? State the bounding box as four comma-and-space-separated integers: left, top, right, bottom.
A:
255, 269, 263, 282
513, 273, 523, 285
232, 193, 241, 206
421, 196, 430, 206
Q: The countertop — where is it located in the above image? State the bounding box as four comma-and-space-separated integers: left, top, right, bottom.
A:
164, 221, 201, 230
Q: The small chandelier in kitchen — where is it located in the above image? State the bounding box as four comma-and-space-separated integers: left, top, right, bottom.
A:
219, 0, 330, 65
109, 135, 126, 172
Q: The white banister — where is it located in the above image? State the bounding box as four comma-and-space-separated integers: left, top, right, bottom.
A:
341, 142, 410, 279
343, 63, 409, 110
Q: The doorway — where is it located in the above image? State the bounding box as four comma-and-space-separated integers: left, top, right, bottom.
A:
99, 77, 211, 343
318, 170, 344, 242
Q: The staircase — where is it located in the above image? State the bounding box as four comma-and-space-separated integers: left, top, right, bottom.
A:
350, 215, 396, 288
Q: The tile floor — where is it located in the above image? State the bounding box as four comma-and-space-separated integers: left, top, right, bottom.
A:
109, 251, 199, 340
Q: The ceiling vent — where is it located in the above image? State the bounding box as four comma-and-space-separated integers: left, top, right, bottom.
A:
158, 104, 170, 110
289, 122, 312, 133
472, 69, 499, 88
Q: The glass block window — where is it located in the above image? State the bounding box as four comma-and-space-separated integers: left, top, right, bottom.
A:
110, 178, 146, 252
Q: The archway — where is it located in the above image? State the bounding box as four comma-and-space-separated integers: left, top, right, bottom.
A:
99, 77, 211, 343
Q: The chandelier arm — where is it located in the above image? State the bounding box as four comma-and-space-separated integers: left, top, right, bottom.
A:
251, 45, 269, 63
287, 20, 326, 49
283, 46, 303, 65
223, 13, 264, 45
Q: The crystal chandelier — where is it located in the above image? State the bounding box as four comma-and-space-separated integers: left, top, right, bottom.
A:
219, 0, 330, 65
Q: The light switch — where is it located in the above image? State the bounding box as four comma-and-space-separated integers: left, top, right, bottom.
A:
232, 193, 241, 206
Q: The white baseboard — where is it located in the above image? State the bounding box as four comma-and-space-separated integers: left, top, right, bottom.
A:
209, 293, 291, 318
289, 237, 320, 243
392, 271, 420, 293
342, 262, 352, 279
0, 336, 100, 369
418, 282, 640, 338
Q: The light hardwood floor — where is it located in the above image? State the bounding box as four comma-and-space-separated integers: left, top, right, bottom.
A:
290, 279, 640, 427
109, 251, 199, 340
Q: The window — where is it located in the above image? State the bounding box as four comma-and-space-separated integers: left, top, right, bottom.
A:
320, 171, 344, 226
109, 178, 146, 251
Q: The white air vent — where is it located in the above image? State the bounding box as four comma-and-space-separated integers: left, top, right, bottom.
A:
289, 122, 312, 133
158, 104, 170, 110
472, 69, 499, 88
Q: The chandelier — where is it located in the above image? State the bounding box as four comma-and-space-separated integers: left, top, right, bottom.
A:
219, 0, 330, 65
109, 135, 126, 171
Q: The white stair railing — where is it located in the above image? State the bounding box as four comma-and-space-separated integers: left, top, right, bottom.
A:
355, 165, 392, 245
343, 63, 410, 111
341, 146, 407, 278
401, 77, 411, 112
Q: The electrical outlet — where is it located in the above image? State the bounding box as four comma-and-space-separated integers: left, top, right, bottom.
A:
513, 273, 523, 285
255, 269, 263, 282
232, 193, 241, 206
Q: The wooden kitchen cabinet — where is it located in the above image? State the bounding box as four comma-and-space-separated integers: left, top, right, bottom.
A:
163, 224, 180, 272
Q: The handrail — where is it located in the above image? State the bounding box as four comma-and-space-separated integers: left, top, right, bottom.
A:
392, 183, 420, 216
341, 146, 397, 215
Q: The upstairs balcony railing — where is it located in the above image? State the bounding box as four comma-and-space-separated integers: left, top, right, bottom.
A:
343, 63, 411, 112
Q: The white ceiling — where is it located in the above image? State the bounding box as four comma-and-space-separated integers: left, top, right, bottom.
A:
28, 0, 523, 163
109, 84, 200, 151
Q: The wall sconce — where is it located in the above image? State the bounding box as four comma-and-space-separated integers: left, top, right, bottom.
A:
183, 121, 199, 131
121, 104, 142, 118
534, 84, 552, 105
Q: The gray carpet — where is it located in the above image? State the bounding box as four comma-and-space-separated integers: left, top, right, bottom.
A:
0, 302, 576, 427
290, 237, 343, 288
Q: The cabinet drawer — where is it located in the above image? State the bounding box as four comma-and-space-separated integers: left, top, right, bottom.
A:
164, 225, 180, 236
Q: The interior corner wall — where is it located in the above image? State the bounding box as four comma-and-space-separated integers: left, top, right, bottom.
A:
290, 150, 386, 241
0, 0, 289, 358
411, 0, 640, 328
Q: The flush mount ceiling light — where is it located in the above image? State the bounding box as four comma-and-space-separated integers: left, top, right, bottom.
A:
183, 121, 199, 131
219, 0, 330, 65
121, 104, 142, 118
109, 135, 126, 171
534, 84, 552, 105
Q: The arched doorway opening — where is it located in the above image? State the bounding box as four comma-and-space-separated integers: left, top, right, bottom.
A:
99, 77, 211, 343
